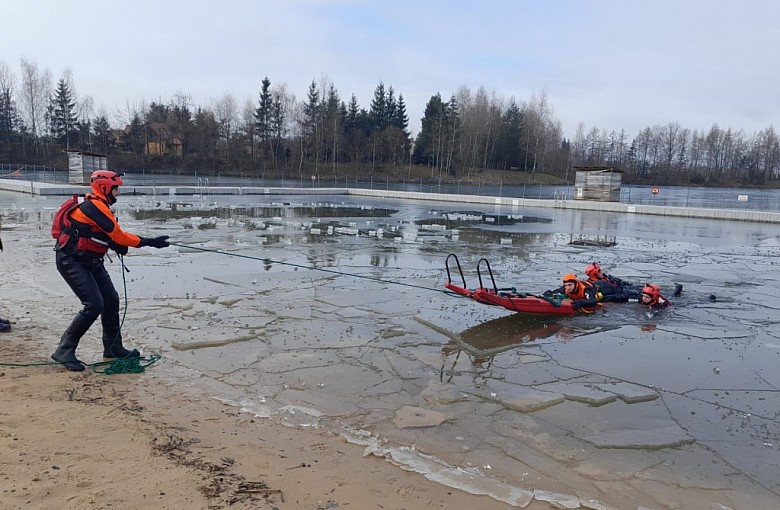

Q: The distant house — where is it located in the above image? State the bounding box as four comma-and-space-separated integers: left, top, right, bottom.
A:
573, 166, 623, 202
144, 122, 183, 157
121, 122, 183, 157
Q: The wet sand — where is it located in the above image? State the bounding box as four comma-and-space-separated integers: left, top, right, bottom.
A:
1, 336, 532, 510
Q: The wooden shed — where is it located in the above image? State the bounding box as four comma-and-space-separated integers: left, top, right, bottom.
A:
573, 166, 623, 202
65, 150, 108, 185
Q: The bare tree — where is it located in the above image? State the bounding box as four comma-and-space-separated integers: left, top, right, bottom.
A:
79, 95, 95, 150
18, 58, 51, 151
687, 129, 704, 178
171, 91, 193, 156
213, 92, 238, 164
704, 124, 725, 183
675, 127, 690, 174
660, 122, 681, 174
522, 91, 557, 176
240, 97, 255, 165
584, 127, 603, 164
571, 123, 587, 166
62, 66, 78, 104
271, 83, 295, 173
0, 60, 16, 105
755, 126, 780, 182
0, 60, 16, 158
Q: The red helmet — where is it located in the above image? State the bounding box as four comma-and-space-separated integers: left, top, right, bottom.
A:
90, 170, 123, 202
642, 283, 661, 303
585, 263, 602, 280
562, 273, 578, 284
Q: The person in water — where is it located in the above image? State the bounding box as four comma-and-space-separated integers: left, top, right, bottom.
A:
51, 170, 170, 371
543, 273, 601, 311
640, 283, 673, 309
584, 262, 642, 302
585, 263, 683, 303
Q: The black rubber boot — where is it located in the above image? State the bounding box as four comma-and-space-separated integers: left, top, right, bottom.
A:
102, 335, 141, 359
51, 336, 85, 372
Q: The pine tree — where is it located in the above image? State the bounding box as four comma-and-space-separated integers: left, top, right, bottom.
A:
0, 87, 17, 159
49, 78, 77, 149
270, 96, 284, 163
344, 95, 359, 133
322, 84, 341, 165
413, 93, 447, 165
394, 94, 410, 135
255, 77, 272, 151
92, 115, 112, 153
500, 100, 523, 169
368, 82, 387, 131
301, 80, 321, 167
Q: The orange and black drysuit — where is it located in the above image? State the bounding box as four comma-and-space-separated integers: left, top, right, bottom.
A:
55, 192, 143, 256
588, 275, 642, 303
544, 280, 602, 310
643, 292, 672, 309
52, 189, 168, 371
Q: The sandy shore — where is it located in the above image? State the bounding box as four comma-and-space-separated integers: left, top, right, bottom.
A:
0, 225, 538, 510
0, 307, 541, 510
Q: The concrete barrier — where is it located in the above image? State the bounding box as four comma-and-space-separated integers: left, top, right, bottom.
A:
1, 179, 778, 224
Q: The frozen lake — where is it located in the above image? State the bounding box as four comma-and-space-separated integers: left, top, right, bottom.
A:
4, 190, 780, 509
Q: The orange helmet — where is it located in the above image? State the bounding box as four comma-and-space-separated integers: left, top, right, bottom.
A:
642, 283, 661, 303
585, 263, 602, 280
562, 273, 578, 284
90, 170, 123, 203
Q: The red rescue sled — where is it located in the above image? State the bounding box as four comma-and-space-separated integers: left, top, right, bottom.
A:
444, 254, 577, 316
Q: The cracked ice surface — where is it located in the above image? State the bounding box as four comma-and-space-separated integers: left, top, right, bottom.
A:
12, 191, 780, 510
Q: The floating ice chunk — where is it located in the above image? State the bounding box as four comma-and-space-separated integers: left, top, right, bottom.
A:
533, 489, 580, 509
392, 406, 448, 428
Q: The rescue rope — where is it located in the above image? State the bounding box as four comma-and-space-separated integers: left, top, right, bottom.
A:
0, 243, 469, 373
93, 253, 160, 374
89, 354, 162, 375
170, 242, 457, 296
0, 357, 161, 372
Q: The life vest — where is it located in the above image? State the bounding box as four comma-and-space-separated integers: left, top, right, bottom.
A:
648, 295, 672, 308
566, 280, 602, 301
51, 195, 111, 255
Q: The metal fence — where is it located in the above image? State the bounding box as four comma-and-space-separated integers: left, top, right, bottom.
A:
2, 164, 778, 212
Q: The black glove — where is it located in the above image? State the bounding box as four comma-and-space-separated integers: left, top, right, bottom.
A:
571, 300, 583, 310
110, 242, 129, 255
139, 235, 170, 249
542, 290, 553, 297
609, 274, 630, 286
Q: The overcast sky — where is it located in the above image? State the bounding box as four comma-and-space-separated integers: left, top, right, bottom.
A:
2, 0, 777, 139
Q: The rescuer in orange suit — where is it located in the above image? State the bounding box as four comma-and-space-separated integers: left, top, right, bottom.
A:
640, 283, 673, 309
543, 273, 601, 311
51, 170, 170, 371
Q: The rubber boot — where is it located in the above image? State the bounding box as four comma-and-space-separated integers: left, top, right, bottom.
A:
51, 336, 85, 372
102, 334, 140, 359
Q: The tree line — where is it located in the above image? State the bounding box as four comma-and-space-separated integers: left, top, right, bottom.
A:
1, 57, 778, 186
